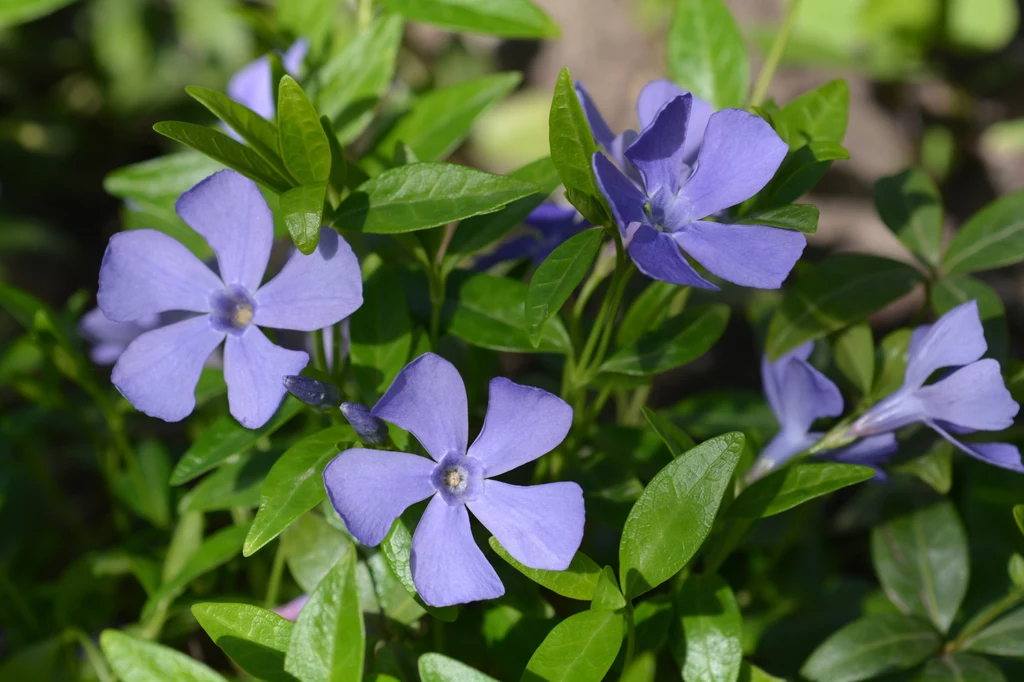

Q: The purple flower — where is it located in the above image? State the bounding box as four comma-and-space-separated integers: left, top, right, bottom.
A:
323, 353, 584, 607
849, 300, 1022, 472
227, 40, 309, 122
475, 202, 589, 268
79, 308, 161, 365
591, 93, 805, 289
273, 594, 308, 622
97, 170, 363, 428
751, 342, 896, 478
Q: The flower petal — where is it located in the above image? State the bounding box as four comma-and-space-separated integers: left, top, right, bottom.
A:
625, 94, 692, 195
371, 353, 468, 461
223, 326, 309, 428
111, 315, 224, 422
680, 109, 788, 219
273, 595, 309, 622
849, 387, 923, 437
98, 230, 222, 322
917, 359, 1019, 432
674, 220, 805, 289
927, 421, 1024, 473
80, 308, 160, 365
830, 433, 899, 467
254, 229, 363, 332
761, 342, 814, 422
904, 300, 987, 389
176, 170, 274, 293
637, 80, 714, 165
323, 448, 436, 546
774, 349, 843, 432
575, 81, 615, 151
467, 378, 573, 477
592, 151, 649, 231
754, 427, 819, 473
281, 39, 309, 76
227, 56, 274, 120
411, 495, 504, 607
468, 481, 584, 571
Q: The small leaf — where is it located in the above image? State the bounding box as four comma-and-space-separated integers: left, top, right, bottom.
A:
871, 327, 913, 401
601, 304, 730, 376
100, 630, 228, 682
893, 440, 953, 494
549, 67, 609, 225
521, 610, 624, 682
800, 614, 941, 682
963, 606, 1024, 657
419, 654, 501, 682
489, 536, 602, 601
736, 204, 820, 233
666, 0, 749, 110
641, 407, 695, 457
277, 76, 331, 185
192, 602, 297, 682
728, 462, 875, 519
874, 168, 944, 268
590, 566, 627, 611
526, 228, 604, 345
918, 654, 1007, 682
378, 0, 559, 38
350, 262, 413, 399
833, 324, 875, 394
280, 183, 327, 254
774, 79, 850, 148
620, 433, 744, 598
944, 190, 1024, 275
672, 574, 742, 682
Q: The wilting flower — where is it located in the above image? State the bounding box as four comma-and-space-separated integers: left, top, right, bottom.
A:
592, 94, 804, 289
98, 170, 362, 428
750, 342, 896, 479
476, 202, 589, 268
79, 308, 161, 365
849, 300, 1021, 472
227, 39, 309, 122
323, 353, 584, 607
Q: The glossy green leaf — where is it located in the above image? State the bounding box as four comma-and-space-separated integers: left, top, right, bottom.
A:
100, 630, 228, 682
601, 304, 730, 376
616, 282, 688, 349
672, 574, 742, 682
895, 440, 953, 494
350, 262, 412, 399
620, 433, 744, 598
245, 426, 354, 556
378, 0, 559, 38
278, 76, 330, 186
590, 566, 627, 611
875, 168, 944, 268
285, 550, 364, 682
489, 536, 602, 601
919, 654, 1007, 682
801, 613, 941, 682
526, 228, 604, 345
381, 510, 459, 621
756, 141, 850, 208
738, 662, 785, 682
365, 551, 424, 625
666, 0, 748, 109
521, 610, 624, 682
766, 254, 924, 360
335, 162, 535, 233
192, 602, 297, 682
419, 653, 501, 682
0, 0, 79, 28
729, 462, 875, 519
871, 500, 968, 633
549, 67, 609, 225
930, 275, 1008, 362
833, 324, 875, 393
169, 399, 302, 485
944, 190, 1024, 275
871, 327, 913, 401
641, 407, 696, 457
104, 152, 223, 206
178, 451, 273, 514
282, 512, 352, 594
621, 652, 656, 682
153, 121, 292, 193
774, 79, 850, 148
963, 605, 1024, 657
280, 183, 327, 255
737, 204, 820, 233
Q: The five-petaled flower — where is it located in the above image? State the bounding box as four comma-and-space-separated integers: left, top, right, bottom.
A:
97, 169, 363, 428
849, 300, 1022, 472
323, 353, 585, 607
589, 88, 805, 289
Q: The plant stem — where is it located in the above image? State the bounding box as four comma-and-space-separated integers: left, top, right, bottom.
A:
312, 327, 328, 373
948, 589, 1024, 652
750, 0, 803, 107
426, 266, 445, 350
623, 601, 636, 669
264, 540, 287, 609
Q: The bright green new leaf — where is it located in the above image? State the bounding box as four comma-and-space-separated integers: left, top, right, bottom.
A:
963, 606, 1024, 657
419, 653, 501, 682
548, 67, 609, 225
100, 630, 228, 682
526, 228, 604, 346
619, 433, 744, 598
192, 602, 297, 682
947, 0, 1018, 51
489, 537, 602, 601
736, 204, 820, 234
673, 574, 742, 682
280, 182, 327, 254
944, 190, 1024, 275
918, 654, 1007, 682
641, 407, 696, 457
833, 324, 875, 394
350, 261, 412, 399
801, 613, 941, 682
666, 0, 748, 109
774, 79, 850, 148
729, 462, 875, 519
601, 304, 730, 376
378, 0, 559, 38
590, 566, 627, 611
874, 168, 945, 268
521, 610, 624, 682
278, 76, 331, 186
871, 327, 913, 401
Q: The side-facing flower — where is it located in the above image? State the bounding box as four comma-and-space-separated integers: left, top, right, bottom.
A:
592, 94, 805, 289
79, 308, 161, 365
98, 170, 363, 428
849, 300, 1022, 472
475, 202, 590, 268
323, 353, 584, 607
273, 594, 308, 622
227, 39, 308, 122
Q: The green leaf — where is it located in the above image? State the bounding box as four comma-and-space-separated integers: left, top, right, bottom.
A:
620, 433, 744, 598
729, 462, 875, 519
766, 254, 924, 360
335, 162, 535, 234
641, 407, 696, 457
521, 610, 624, 682
548, 67, 609, 225
350, 262, 412, 400
918, 654, 1007, 682
591, 566, 627, 611
381, 511, 459, 621
100, 630, 228, 682
947, 0, 1018, 51
666, 0, 748, 109
153, 121, 292, 194
774, 79, 850, 148
376, 73, 522, 162
283, 512, 352, 594
321, 116, 366, 193
672, 574, 742, 682
245, 426, 354, 557
944, 190, 1024, 275
601, 304, 730, 376
186, 86, 289, 179
489, 536, 602, 601
616, 282, 688, 349
894, 440, 953, 494
871, 327, 913, 401
738, 662, 785, 682
736, 204, 820, 233
874, 168, 944, 268
377, 0, 559, 38
316, 15, 403, 143
1015, 505, 1024, 536
104, 152, 223, 206
169, 399, 302, 485
871, 500, 968, 633
930, 275, 1008, 362
833, 324, 875, 394
163, 512, 204, 584
756, 141, 850, 208
192, 602, 297, 682
526, 228, 604, 345
280, 183, 327, 255
621, 652, 656, 682
0, 0, 79, 28
178, 451, 273, 514
285, 550, 364, 682
801, 614, 941, 682
419, 654, 501, 682
963, 606, 1024, 657
113, 439, 172, 528
278, 76, 331, 186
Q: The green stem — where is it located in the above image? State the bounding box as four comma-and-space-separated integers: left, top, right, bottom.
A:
750, 0, 803, 107
426, 266, 445, 351
948, 590, 1024, 652
357, 0, 373, 31
265, 540, 287, 609
312, 328, 328, 373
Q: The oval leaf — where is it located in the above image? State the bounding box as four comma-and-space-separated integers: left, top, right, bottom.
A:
489, 536, 602, 601
420, 654, 501, 682
666, 0, 749, 110
729, 462, 875, 519
280, 182, 327, 255
963, 606, 1024, 657
601, 304, 730, 376
100, 630, 228, 682
801, 613, 941, 682
943, 190, 1024, 275
192, 602, 297, 682
549, 67, 608, 225
672, 574, 742, 682
526, 228, 604, 345
874, 168, 944, 268
278, 76, 331, 185
521, 610, 624, 682
918, 654, 1007, 682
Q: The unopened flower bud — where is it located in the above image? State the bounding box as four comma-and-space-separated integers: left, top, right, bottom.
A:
340, 402, 389, 445
282, 375, 341, 411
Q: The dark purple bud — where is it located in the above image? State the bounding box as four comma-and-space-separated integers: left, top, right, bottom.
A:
283, 375, 341, 411
341, 402, 389, 445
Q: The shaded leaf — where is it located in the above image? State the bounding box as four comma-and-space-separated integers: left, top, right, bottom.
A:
601, 304, 729, 376
801, 613, 941, 682
526, 228, 604, 345
729, 462, 875, 519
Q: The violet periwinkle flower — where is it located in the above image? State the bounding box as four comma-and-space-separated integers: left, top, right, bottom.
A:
849, 300, 1022, 472
475, 202, 590, 268
273, 594, 309, 622
591, 93, 805, 289
283, 375, 341, 411
227, 39, 309, 121
79, 308, 161, 365
97, 170, 363, 428
339, 402, 389, 445
323, 353, 584, 607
